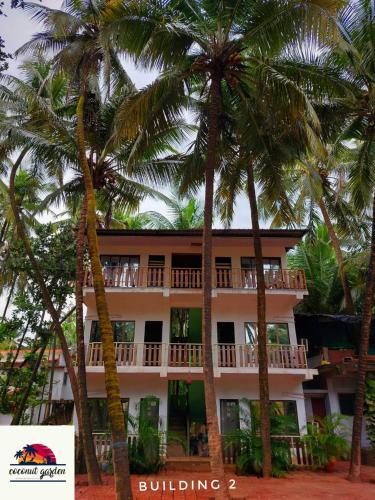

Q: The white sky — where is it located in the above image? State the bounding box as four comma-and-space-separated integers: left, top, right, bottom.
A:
1, 0, 251, 228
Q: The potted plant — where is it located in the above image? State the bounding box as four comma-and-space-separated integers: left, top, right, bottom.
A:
302, 414, 349, 471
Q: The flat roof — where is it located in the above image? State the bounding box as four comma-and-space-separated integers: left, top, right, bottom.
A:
96, 228, 307, 239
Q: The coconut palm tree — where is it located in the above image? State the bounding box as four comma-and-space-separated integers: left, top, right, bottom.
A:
110, 0, 341, 482
259, 145, 363, 314
0, 60, 102, 484
322, 0, 375, 481
15, 2, 137, 494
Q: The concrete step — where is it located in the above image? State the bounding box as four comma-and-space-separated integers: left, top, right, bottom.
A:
165, 457, 211, 472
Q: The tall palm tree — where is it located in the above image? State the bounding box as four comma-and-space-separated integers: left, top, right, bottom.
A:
111, 0, 340, 481
0, 60, 102, 484
16, 2, 137, 495
322, 0, 375, 481
261, 146, 362, 313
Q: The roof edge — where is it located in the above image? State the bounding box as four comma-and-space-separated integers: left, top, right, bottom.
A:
96, 228, 308, 238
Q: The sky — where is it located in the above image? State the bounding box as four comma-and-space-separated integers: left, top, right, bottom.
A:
1, 0, 251, 228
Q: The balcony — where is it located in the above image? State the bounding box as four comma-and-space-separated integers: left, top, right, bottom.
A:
85, 342, 308, 371
83, 267, 306, 292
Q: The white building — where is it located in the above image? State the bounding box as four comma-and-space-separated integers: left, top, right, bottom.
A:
79, 228, 316, 459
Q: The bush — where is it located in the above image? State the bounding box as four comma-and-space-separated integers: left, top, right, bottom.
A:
301, 414, 349, 469
224, 400, 298, 477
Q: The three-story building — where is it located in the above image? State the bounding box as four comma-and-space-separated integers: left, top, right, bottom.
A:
81, 228, 316, 458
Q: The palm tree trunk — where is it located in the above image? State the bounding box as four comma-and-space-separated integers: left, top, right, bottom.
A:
75, 194, 102, 485
202, 73, 230, 499
8, 151, 81, 433
348, 191, 375, 481
319, 199, 355, 314
246, 161, 272, 478
76, 93, 132, 500
11, 340, 48, 425
2, 276, 16, 320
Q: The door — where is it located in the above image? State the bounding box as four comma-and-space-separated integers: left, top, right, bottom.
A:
220, 399, 240, 434
311, 397, 327, 420
217, 322, 236, 367
144, 321, 162, 366
215, 257, 232, 288
171, 254, 202, 288
140, 397, 160, 428
148, 255, 165, 287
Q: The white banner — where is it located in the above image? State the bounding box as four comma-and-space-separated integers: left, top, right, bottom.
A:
0, 425, 74, 500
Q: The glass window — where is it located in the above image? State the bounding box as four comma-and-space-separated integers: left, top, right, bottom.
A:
245, 323, 290, 345
241, 257, 281, 270
100, 255, 140, 268
90, 321, 135, 343
338, 394, 355, 416
88, 398, 129, 431
249, 400, 299, 435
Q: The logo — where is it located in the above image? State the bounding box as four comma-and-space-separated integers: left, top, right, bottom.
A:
0, 425, 74, 499
9, 443, 67, 483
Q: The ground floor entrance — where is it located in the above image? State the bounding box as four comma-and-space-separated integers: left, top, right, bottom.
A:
167, 380, 206, 457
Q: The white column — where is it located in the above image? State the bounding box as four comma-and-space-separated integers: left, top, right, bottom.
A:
288, 319, 298, 345
296, 396, 308, 434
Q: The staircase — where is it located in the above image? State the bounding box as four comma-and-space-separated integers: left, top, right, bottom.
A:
167, 412, 187, 457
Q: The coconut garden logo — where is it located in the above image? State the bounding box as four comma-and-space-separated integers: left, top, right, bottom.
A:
9, 443, 67, 482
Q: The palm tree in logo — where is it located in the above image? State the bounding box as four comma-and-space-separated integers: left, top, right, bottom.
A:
14, 450, 23, 462
22, 445, 37, 463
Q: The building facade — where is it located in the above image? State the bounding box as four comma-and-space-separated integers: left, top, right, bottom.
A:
80, 228, 316, 457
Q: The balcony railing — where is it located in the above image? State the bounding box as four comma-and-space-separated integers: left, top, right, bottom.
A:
84, 266, 306, 290
85, 342, 307, 369
92, 432, 312, 467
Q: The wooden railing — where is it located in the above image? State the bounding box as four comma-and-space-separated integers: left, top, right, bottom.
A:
86, 342, 138, 366
171, 268, 202, 288
222, 434, 313, 467
84, 267, 307, 290
143, 343, 162, 366
237, 344, 307, 369
93, 433, 139, 464
168, 343, 203, 367
85, 343, 307, 369
92, 432, 312, 468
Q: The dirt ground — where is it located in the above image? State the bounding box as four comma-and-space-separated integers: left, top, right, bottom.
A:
75, 461, 375, 499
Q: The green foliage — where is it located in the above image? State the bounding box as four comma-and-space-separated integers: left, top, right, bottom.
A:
127, 396, 164, 474
0, 221, 76, 417
365, 375, 375, 450
288, 224, 343, 313
224, 400, 298, 477
301, 414, 349, 468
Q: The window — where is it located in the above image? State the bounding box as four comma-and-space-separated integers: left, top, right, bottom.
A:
245, 323, 290, 345
100, 255, 140, 268
100, 255, 140, 287
338, 393, 355, 416
90, 321, 135, 343
249, 400, 299, 435
88, 398, 129, 431
241, 257, 281, 271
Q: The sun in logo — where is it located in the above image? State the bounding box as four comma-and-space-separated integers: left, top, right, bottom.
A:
14, 444, 56, 465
